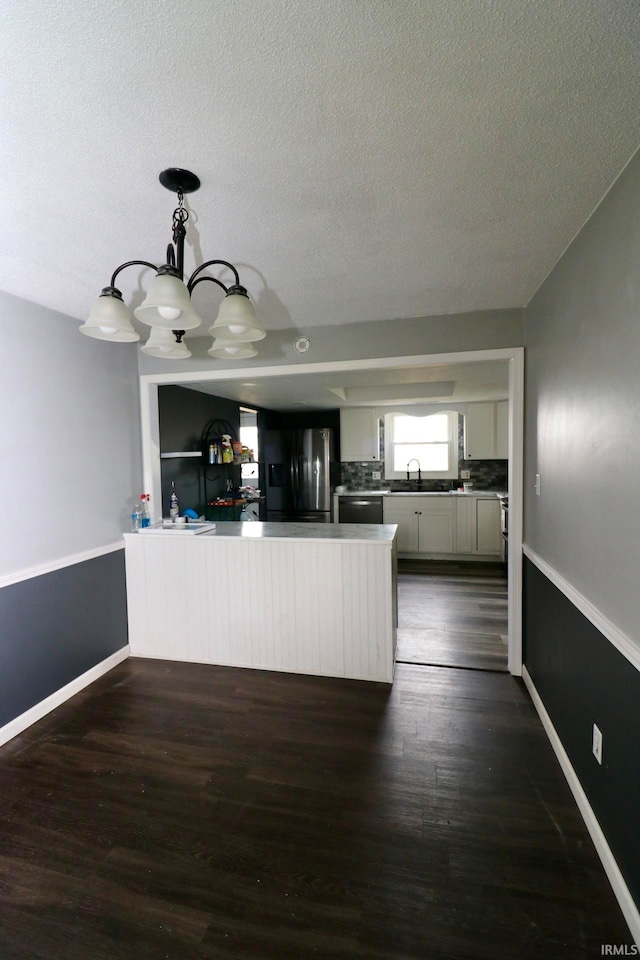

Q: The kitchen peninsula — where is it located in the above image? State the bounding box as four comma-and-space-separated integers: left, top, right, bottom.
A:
124, 522, 398, 683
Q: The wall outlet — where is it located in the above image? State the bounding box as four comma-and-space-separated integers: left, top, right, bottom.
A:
461, 470, 471, 480
372, 471, 381, 480
535, 473, 541, 496
592, 723, 603, 765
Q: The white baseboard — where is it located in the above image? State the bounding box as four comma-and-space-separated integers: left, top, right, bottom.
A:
0, 646, 130, 749
522, 666, 640, 946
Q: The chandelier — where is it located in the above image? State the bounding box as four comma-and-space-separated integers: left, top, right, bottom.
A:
79, 168, 265, 359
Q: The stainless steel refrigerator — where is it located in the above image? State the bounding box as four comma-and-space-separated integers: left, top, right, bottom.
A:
265, 427, 335, 522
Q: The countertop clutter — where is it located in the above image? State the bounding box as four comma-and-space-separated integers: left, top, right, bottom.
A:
133, 521, 216, 535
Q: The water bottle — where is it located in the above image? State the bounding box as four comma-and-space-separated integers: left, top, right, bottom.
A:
131, 502, 142, 532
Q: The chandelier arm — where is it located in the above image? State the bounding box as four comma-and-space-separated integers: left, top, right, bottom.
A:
110, 260, 159, 289
188, 260, 240, 290
189, 275, 229, 295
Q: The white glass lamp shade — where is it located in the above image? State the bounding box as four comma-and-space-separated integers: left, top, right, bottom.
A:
208, 338, 258, 360
209, 291, 265, 342
141, 327, 192, 359
79, 294, 139, 342
134, 273, 202, 331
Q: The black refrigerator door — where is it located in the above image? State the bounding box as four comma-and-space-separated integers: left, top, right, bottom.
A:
266, 426, 334, 519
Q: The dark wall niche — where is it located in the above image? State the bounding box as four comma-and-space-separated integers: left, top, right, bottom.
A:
158, 388, 339, 518
158, 385, 242, 517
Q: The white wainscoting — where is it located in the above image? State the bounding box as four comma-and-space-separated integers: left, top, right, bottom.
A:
0, 540, 125, 590
0, 646, 130, 748
523, 544, 640, 675
125, 536, 396, 683
523, 667, 640, 947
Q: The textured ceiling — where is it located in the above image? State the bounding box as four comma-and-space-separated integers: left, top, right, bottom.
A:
3, 0, 640, 335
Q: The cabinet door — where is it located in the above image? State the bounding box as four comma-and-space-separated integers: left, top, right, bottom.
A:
476, 498, 501, 554
417, 505, 454, 553
383, 498, 420, 552
340, 408, 379, 461
495, 401, 509, 459
385, 510, 419, 552
454, 497, 474, 553
464, 403, 495, 460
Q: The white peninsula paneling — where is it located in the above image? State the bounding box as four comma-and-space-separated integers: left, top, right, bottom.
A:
125, 524, 397, 683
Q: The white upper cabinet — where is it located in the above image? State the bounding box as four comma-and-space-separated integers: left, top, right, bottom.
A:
495, 400, 509, 459
340, 408, 380, 461
463, 401, 508, 460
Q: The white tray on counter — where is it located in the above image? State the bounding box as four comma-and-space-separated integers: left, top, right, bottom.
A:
137, 522, 216, 535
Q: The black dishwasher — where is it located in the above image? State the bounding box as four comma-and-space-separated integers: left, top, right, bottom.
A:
338, 496, 384, 523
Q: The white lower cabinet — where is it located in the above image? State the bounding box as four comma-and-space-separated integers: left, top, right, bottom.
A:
383, 497, 454, 555
454, 496, 502, 557
454, 496, 475, 553
385, 495, 502, 558
476, 498, 501, 554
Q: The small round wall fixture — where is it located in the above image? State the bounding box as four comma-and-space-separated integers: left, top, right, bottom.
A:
80, 169, 266, 359
295, 336, 311, 354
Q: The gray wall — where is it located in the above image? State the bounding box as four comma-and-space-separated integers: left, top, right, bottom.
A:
525, 149, 640, 645
0, 290, 142, 727
138, 307, 525, 376
0, 290, 143, 576
523, 148, 640, 917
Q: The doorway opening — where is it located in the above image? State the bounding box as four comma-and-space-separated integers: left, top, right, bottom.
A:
139, 346, 523, 675
239, 406, 261, 519
396, 559, 508, 673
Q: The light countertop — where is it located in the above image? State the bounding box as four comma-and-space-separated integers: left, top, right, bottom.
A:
335, 489, 505, 498
127, 521, 398, 544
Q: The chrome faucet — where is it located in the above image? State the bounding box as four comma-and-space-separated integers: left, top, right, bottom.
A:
406, 458, 422, 489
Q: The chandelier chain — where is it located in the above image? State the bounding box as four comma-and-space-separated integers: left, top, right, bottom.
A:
172, 190, 189, 230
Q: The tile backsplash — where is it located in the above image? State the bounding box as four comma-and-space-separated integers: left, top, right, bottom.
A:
339, 417, 507, 492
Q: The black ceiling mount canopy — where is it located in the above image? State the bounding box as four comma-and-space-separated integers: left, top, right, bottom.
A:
79, 167, 266, 359
158, 168, 201, 194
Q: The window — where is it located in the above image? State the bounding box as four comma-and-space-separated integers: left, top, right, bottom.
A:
240, 407, 259, 481
384, 411, 458, 480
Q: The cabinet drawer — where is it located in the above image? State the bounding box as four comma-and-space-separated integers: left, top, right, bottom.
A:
383, 496, 453, 516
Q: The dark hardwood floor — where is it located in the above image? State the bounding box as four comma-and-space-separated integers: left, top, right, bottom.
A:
0, 657, 632, 958
397, 560, 509, 672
